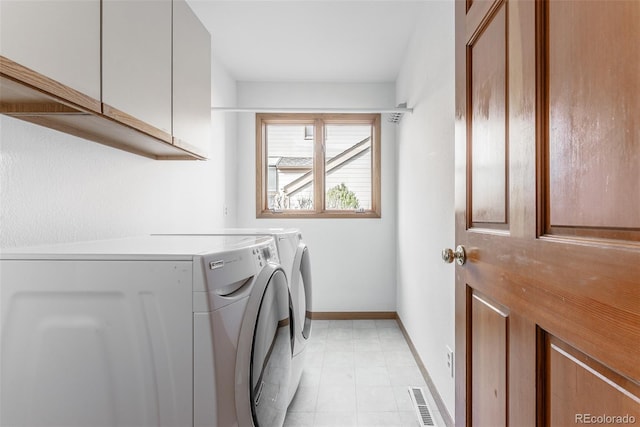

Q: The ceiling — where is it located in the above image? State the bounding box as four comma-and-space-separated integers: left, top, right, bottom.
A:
187, 0, 429, 83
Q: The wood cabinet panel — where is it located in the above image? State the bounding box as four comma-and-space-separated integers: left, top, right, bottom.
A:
469, 3, 507, 225
507, 313, 536, 427
546, 0, 640, 232
102, 0, 172, 140
0, 0, 100, 110
545, 336, 640, 425
470, 292, 508, 426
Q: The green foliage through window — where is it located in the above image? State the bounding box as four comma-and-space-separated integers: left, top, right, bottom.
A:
326, 183, 360, 210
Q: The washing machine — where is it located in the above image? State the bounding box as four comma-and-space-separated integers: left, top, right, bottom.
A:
155, 228, 312, 403
1, 234, 292, 427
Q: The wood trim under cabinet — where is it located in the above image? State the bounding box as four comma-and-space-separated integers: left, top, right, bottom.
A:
0, 56, 204, 160
103, 103, 172, 144
172, 136, 207, 160
11, 112, 197, 160
0, 56, 101, 114
0, 103, 82, 115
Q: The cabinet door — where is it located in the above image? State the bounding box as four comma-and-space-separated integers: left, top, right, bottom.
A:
102, 0, 172, 142
0, 0, 100, 105
172, 0, 211, 157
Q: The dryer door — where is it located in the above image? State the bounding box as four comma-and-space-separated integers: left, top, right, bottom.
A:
236, 264, 292, 427
291, 242, 312, 348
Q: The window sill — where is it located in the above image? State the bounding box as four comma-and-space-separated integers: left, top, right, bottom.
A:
257, 210, 381, 219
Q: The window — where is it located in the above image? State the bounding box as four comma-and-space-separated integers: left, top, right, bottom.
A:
256, 113, 381, 218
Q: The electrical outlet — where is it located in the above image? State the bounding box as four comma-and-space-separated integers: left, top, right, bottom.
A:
446, 346, 454, 378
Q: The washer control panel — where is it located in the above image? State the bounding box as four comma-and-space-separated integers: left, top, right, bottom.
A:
252, 240, 279, 268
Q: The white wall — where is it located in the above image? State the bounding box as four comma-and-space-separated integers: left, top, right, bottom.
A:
236, 82, 397, 312
0, 55, 237, 248
395, 1, 456, 420
211, 55, 239, 227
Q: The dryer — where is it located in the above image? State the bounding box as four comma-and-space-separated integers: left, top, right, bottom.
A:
1, 235, 292, 427
156, 228, 312, 403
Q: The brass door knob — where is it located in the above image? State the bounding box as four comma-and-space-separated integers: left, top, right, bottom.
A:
442, 245, 466, 266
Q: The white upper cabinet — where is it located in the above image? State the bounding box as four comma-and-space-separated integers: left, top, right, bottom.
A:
0, 0, 210, 160
172, 0, 211, 156
0, 0, 101, 106
102, 0, 173, 141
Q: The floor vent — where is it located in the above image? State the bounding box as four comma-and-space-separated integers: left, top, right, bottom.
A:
408, 386, 437, 426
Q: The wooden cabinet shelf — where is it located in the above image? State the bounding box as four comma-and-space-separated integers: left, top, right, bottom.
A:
0, 57, 206, 160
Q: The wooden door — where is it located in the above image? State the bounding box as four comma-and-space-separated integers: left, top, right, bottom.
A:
454, 0, 640, 425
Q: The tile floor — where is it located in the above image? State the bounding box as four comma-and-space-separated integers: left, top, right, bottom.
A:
284, 319, 446, 427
